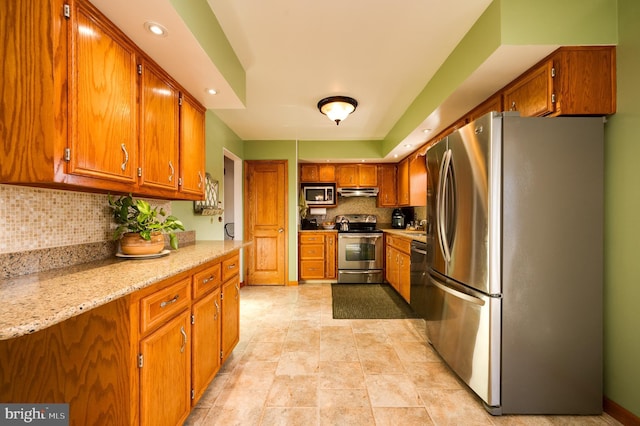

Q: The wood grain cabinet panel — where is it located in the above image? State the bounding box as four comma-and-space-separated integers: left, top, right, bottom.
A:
397, 158, 410, 206
139, 59, 180, 193
139, 310, 191, 426
385, 234, 412, 302
503, 60, 554, 117
336, 164, 377, 187
300, 164, 336, 182
221, 273, 240, 363
191, 288, 221, 405
298, 232, 337, 281
377, 164, 397, 207
179, 93, 206, 198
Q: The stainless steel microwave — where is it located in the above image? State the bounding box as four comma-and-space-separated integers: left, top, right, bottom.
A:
302, 184, 336, 205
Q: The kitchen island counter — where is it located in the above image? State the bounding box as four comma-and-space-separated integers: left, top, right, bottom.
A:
0, 240, 250, 340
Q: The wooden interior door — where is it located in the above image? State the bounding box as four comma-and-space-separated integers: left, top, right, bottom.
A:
244, 160, 288, 285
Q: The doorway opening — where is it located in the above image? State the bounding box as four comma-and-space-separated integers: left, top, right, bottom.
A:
223, 149, 242, 241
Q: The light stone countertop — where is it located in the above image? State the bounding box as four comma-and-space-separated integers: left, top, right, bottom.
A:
382, 228, 428, 243
0, 240, 250, 340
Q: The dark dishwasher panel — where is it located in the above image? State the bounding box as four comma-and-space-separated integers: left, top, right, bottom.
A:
410, 241, 428, 319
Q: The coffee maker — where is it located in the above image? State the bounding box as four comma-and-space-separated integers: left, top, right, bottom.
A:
391, 209, 405, 229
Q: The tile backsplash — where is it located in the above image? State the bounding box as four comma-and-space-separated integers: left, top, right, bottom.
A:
0, 184, 171, 254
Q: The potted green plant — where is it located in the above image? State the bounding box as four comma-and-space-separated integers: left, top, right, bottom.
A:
108, 194, 185, 255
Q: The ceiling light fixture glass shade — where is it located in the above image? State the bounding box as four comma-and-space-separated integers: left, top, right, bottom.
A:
317, 96, 358, 125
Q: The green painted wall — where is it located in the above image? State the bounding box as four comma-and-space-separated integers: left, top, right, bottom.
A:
172, 111, 244, 240
383, 0, 618, 154
603, 0, 640, 416
169, 0, 246, 104
243, 140, 299, 282
298, 139, 384, 160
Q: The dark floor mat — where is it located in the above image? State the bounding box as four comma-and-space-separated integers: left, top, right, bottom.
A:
331, 283, 420, 319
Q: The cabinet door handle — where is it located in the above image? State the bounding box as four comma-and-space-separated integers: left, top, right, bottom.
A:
168, 160, 174, 182
120, 143, 129, 171
214, 300, 220, 320
511, 101, 516, 111
160, 294, 179, 308
234, 284, 240, 300
180, 326, 187, 353
198, 171, 204, 188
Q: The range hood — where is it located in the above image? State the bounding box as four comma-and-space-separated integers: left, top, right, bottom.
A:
337, 187, 379, 197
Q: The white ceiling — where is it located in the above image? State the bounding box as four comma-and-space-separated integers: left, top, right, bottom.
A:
89, 0, 555, 160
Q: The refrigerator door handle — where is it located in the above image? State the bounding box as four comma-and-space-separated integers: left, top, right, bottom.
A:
430, 276, 485, 306
438, 149, 453, 262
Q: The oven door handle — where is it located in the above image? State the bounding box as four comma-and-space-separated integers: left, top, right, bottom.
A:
339, 235, 382, 239
339, 270, 382, 274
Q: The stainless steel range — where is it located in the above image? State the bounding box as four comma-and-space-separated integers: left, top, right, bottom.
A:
335, 214, 384, 283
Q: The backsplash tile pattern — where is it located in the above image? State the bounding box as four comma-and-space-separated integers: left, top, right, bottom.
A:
0, 184, 171, 254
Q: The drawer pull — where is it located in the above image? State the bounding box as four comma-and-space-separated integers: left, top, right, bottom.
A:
202, 275, 215, 285
180, 326, 187, 353
160, 295, 179, 308
227, 263, 236, 270
214, 300, 220, 320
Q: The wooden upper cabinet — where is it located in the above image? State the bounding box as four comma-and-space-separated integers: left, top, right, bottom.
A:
397, 158, 410, 206
408, 153, 427, 207
377, 164, 397, 207
503, 46, 616, 118
336, 164, 377, 187
139, 59, 180, 192
300, 164, 335, 182
551, 46, 616, 116
68, 0, 139, 185
179, 93, 206, 199
467, 93, 503, 122
503, 60, 554, 117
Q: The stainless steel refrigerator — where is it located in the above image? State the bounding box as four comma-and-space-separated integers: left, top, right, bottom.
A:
424, 112, 603, 415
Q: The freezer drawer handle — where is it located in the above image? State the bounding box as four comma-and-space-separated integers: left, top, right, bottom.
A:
430, 278, 485, 306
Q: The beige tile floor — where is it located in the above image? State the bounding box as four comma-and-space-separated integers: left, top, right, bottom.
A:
185, 283, 621, 426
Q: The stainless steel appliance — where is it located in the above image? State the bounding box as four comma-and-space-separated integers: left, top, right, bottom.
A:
302, 184, 335, 206
425, 112, 603, 415
409, 240, 428, 318
336, 214, 384, 283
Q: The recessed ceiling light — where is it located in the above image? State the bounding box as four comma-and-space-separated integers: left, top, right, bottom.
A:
404, 144, 412, 148
393, 154, 399, 158
144, 21, 168, 37
422, 128, 432, 133
206, 88, 217, 95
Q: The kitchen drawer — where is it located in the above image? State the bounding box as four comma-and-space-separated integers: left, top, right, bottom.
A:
300, 234, 324, 244
300, 244, 324, 259
193, 262, 221, 299
222, 253, 240, 281
386, 234, 411, 253
140, 277, 191, 334
300, 261, 325, 279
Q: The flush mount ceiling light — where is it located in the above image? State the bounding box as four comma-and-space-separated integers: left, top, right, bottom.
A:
317, 96, 358, 125
144, 21, 168, 37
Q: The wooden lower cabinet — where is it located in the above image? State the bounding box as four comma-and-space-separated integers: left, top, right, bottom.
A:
221, 274, 240, 363
140, 310, 191, 426
385, 234, 411, 302
191, 288, 221, 405
299, 232, 337, 281
0, 250, 241, 426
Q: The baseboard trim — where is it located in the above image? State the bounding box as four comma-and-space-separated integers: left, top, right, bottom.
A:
605, 397, 640, 426
287, 280, 298, 286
